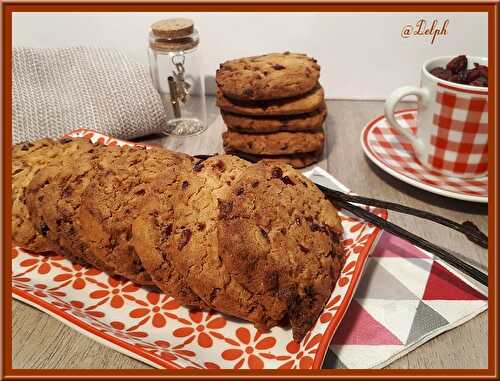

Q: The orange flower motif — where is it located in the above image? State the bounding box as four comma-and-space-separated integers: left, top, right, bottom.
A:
12, 274, 31, 285
12, 279, 67, 299
342, 232, 371, 257
173, 310, 226, 348
90, 320, 148, 342
336, 259, 357, 288
135, 340, 195, 364
184, 361, 221, 369
129, 291, 180, 329
18, 252, 65, 275
319, 294, 342, 324
279, 332, 323, 369
221, 327, 276, 369
52, 263, 102, 290
89, 275, 139, 309
51, 299, 105, 319
28, 283, 67, 299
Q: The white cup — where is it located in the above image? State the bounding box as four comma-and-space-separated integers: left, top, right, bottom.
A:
384, 55, 488, 178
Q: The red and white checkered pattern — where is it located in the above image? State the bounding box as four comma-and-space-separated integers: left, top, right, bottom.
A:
365, 110, 487, 199
430, 89, 488, 175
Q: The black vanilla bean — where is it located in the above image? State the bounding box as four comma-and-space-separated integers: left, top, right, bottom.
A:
317, 186, 488, 249
317, 184, 488, 287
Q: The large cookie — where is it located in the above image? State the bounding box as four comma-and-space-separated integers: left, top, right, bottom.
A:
141, 155, 283, 328
216, 52, 320, 100
25, 143, 134, 275
12, 138, 97, 252
217, 161, 345, 341
225, 149, 322, 169
78, 147, 193, 288
132, 172, 209, 308
222, 104, 326, 134
216, 85, 324, 116
222, 130, 324, 156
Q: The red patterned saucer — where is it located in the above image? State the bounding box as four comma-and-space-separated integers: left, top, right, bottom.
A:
361, 109, 488, 203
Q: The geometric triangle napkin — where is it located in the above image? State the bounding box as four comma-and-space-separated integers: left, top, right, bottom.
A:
325, 232, 488, 369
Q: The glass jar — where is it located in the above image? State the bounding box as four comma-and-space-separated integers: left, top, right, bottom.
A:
148, 18, 207, 136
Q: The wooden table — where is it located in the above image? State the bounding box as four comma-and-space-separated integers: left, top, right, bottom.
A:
12, 99, 488, 369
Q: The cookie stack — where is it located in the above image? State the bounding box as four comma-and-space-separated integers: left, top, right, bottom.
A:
216, 52, 326, 168
13, 137, 345, 342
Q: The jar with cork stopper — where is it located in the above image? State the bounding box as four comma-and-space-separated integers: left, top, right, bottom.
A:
148, 18, 207, 136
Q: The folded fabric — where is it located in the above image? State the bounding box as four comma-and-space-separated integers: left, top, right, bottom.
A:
12, 47, 167, 143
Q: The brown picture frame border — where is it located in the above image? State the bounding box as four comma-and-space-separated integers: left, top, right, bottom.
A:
1, 1, 497, 378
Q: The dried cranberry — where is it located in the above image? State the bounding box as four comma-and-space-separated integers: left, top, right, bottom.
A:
430, 67, 452, 80
162, 223, 173, 239
446, 55, 468, 74
218, 200, 233, 219
299, 244, 310, 253
215, 160, 225, 171
177, 229, 192, 250
466, 68, 481, 83
193, 161, 204, 172
470, 76, 488, 87
281, 176, 295, 185
449, 70, 468, 84
40, 223, 49, 236
243, 88, 254, 97
271, 167, 283, 179
474, 63, 488, 78
259, 227, 269, 240
309, 221, 321, 232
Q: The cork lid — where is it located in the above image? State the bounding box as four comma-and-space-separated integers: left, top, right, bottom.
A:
150, 18, 199, 52
151, 18, 194, 38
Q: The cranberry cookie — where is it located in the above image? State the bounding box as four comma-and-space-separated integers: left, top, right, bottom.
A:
77, 147, 192, 286
216, 52, 320, 100
216, 85, 324, 116
217, 161, 345, 341
222, 103, 326, 134
222, 130, 324, 156
12, 138, 98, 252
225, 148, 323, 169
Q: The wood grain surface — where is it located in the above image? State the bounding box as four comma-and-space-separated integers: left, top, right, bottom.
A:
12, 99, 488, 369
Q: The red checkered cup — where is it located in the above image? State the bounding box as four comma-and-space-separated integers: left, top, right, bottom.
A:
384, 56, 488, 178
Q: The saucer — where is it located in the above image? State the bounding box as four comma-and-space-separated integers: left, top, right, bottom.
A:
360, 109, 488, 203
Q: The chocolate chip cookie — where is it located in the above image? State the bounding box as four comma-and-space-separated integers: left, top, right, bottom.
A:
142, 155, 283, 328
222, 103, 326, 134
78, 147, 193, 287
132, 173, 209, 308
222, 130, 325, 156
216, 85, 324, 116
217, 161, 345, 341
25, 142, 131, 272
216, 52, 320, 100
12, 138, 97, 252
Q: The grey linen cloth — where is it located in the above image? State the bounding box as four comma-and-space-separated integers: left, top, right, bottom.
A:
13, 46, 167, 143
